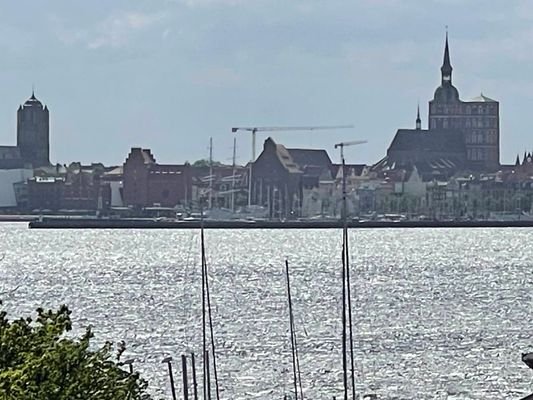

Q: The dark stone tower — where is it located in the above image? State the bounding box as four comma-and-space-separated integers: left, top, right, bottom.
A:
17, 91, 50, 168
415, 104, 422, 130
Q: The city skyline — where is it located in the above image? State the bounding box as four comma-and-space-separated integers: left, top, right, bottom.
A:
1, 1, 533, 166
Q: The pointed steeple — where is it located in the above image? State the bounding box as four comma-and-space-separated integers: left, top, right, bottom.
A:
415, 104, 421, 130
523, 151, 528, 164
441, 31, 453, 85
516, 154, 521, 166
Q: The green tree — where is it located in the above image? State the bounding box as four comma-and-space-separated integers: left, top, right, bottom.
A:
0, 303, 152, 400
192, 159, 223, 167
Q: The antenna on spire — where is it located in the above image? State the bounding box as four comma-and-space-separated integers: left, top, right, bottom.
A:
31, 83, 36, 99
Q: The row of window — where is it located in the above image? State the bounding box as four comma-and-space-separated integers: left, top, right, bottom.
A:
467, 147, 498, 161
465, 131, 498, 145
430, 117, 498, 130
431, 104, 497, 115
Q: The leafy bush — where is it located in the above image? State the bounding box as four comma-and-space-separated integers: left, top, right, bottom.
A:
0, 303, 152, 400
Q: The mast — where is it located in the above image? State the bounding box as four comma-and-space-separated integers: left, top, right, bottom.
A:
285, 260, 304, 400
200, 203, 220, 400
208, 137, 213, 210
341, 154, 348, 400
201, 207, 207, 400
231, 136, 236, 213
334, 140, 366, 399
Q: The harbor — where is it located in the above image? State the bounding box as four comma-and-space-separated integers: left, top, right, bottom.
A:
1, 222, 532, 398
27, 217, 533, 229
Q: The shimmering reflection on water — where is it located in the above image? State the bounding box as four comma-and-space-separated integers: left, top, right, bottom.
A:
0, 223, 532, 399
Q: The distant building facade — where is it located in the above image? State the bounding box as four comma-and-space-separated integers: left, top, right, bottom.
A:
25, 163, 111, 212
122, 148, 192, 208
251, 137, 334, 218
380, 34, 500, 173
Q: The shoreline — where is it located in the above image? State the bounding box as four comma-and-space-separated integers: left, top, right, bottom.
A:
27, 218, 533, 229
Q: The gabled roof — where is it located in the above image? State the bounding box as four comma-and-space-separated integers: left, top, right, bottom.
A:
388, 129, 465, 153
275, 144, 301, 174
332, 164, 366, 178
286, 148, 332, 169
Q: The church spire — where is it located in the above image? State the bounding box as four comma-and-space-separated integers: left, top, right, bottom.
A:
441, 31, 453, 85
415, 104, 421, 130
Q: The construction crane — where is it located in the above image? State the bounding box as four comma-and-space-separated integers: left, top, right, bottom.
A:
231, 125, 354, 206
232, 125, 354, 162
334, 140, 368, 163
334, 140, 367, 220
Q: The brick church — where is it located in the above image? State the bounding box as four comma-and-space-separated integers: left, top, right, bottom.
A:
376, 34, 500, 175
0, 91, 50, 169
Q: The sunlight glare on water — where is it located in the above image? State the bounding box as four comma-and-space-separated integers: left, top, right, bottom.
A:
0, 223, 532, 399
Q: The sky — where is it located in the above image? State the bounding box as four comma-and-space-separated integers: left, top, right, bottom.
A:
0, 0, 532, 166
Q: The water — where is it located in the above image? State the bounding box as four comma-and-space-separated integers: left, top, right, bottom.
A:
0, 222, 532, 399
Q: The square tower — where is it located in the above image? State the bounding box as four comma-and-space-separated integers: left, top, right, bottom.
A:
17, 92, 50, 168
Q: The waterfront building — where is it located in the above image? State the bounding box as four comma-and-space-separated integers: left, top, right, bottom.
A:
24, 163, 111, 212
251, 137, 334, 218
122, 148, 192, 209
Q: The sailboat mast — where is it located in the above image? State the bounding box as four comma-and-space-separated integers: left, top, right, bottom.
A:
285, 260, 299, 400
341, 152, 348, 400
205, 250, 221, 399
201, 208, 208, 400
231, 136, 237, 213
345, 226, 356, 399
208, 137, 213, 210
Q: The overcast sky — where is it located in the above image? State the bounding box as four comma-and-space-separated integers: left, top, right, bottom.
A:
0, 0, 531, 166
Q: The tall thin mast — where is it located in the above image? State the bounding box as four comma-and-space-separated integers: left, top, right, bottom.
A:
286, 260, 299, 400
201, 208, 207, 400
208, 137, 213, 210
231, 136, 236, 213
341, 153, 348, 400
334, 139, 366, 400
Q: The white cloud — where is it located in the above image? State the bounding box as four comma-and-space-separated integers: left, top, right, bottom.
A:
49, 11, 167, 50
88, 12, 167, 49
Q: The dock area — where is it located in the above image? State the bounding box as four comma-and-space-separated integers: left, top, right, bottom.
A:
27, 218, 533, 229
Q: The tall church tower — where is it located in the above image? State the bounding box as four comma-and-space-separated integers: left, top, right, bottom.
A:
17, 92, 50, 168
428, 34, 500, 170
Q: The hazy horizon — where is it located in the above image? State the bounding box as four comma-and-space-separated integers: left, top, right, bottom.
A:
1, 0, 532, 166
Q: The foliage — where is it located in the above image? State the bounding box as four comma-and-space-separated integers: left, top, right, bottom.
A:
0, 303, 152, 400
192, 159, 223, 168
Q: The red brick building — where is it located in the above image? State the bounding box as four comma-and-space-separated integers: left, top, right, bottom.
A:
251, 138, 333, 218
123, 148, 191, 208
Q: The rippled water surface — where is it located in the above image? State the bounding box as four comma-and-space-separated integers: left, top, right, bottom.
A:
1, 223, 532, 399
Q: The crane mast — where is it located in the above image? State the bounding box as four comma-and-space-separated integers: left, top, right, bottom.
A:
231, 125, 354, 208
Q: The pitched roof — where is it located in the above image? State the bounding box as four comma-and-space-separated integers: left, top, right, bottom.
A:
388, 129, 465, 153
286, 148, 332, 169
275, 144, 301, 174
332, 163, 366, 178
